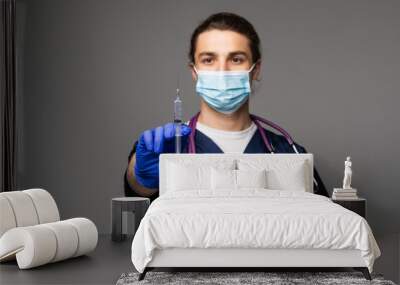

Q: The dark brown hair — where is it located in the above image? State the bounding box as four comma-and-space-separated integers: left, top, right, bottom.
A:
189, 12, 261, 64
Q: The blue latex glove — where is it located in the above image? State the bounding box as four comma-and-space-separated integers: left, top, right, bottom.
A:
134, 122, 191, 189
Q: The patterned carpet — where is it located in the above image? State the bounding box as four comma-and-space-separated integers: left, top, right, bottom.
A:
116, 271, 396, 285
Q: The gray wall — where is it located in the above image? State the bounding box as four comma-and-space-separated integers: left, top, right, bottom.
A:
16, 0, 399, 282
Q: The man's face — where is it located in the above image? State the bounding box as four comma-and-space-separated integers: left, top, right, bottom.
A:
190, 29, 260, 80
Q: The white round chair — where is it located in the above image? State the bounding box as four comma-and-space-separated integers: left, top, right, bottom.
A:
0, 189, 98, 269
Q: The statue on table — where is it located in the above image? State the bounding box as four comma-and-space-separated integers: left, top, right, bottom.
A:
342, 156, 352, 189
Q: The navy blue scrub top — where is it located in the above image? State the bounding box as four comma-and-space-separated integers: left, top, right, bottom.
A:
124, 125, 329, 202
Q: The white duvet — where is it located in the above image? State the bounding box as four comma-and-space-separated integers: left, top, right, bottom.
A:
131, 189, 381, 273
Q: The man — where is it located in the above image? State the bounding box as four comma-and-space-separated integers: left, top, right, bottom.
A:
124, 12, 328, 202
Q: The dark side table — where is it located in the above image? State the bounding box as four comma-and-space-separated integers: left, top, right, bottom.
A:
331, 197, 366, 218
111, 197, 150, 242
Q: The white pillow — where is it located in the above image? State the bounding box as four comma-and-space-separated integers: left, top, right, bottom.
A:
236, 169, 267, 189
167, 160, 236, 192
211, 168, 236, 190
238, 159, 309, 192
266, 161, 307, 191
167, 162, 210, 191
211, 168, 267, 190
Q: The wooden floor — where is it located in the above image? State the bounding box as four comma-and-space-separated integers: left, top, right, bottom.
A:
0, 234, 134, 285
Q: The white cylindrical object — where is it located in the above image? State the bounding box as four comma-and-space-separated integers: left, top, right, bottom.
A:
23, 189, 60, 223
1, 191, 39, 227
65, 218, 98, 257
0, 196, 17, 237
0, 226, 57, 269
42, 221, 79, 262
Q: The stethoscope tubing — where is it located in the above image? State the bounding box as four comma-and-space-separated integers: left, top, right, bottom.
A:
187, 111, 318, 187
188, 111, 297, 154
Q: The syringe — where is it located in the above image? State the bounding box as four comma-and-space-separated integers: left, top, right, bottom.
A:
174, 88, 182, 153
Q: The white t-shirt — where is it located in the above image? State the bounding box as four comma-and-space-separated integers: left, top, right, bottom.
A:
194, 120, 258, 154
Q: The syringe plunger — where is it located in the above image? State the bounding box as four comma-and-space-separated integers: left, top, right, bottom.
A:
174, 89, 182, 122
174, 89, 182, 153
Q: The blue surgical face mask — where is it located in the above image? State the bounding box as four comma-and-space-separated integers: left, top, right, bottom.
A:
193, 63, 256, 114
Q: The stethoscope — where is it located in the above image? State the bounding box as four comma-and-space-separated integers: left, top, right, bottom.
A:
187, 111, 319, 187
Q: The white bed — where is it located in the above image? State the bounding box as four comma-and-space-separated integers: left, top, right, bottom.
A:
131, 154, 381, 281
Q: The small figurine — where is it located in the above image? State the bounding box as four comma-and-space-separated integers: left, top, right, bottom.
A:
342, 156, 352, 189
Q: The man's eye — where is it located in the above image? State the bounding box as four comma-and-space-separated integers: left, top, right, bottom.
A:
232, 57, 243, 63
202, 58, 213, 64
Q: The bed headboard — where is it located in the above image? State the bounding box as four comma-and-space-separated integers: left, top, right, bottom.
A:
159, 153, 314, 196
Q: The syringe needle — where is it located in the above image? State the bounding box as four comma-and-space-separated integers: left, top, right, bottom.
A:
174, 88, 182, 153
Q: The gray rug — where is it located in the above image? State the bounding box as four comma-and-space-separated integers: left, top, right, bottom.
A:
116, 271, 396, 285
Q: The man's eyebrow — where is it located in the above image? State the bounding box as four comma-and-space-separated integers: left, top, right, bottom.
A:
228, 51, 249, 57
198, 52, 216, 57
197, 51, 249, 57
